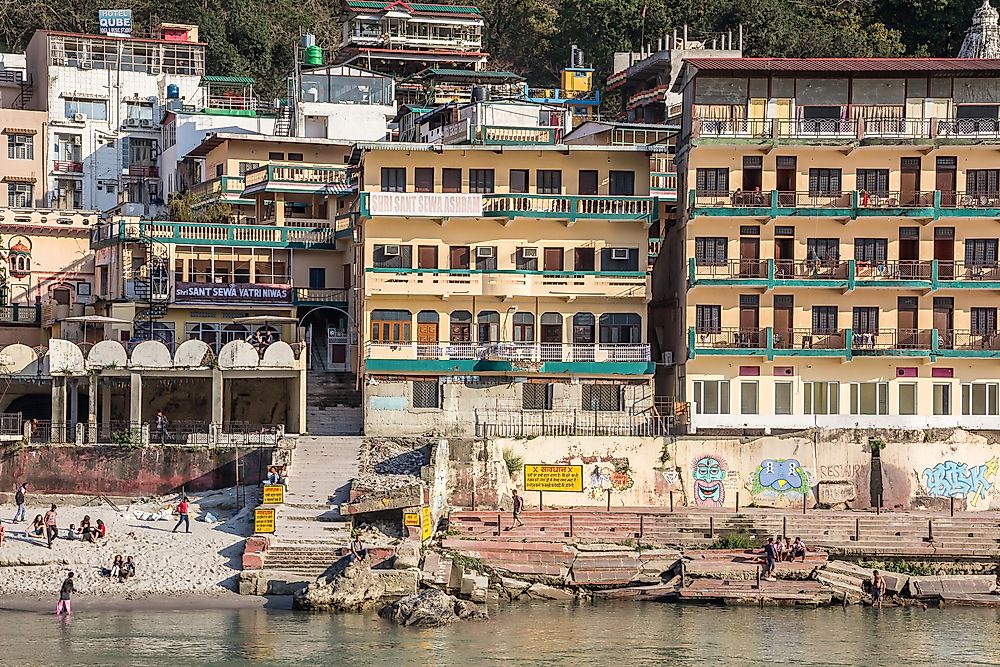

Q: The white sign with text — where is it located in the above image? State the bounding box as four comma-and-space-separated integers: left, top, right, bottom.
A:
369, 193, 483, 217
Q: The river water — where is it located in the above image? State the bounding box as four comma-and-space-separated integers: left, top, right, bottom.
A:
3, 600, 999, 666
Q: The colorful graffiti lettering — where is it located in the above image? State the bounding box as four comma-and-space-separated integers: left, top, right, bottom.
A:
692, 455, 727, 507
749, 459, 812, 505
922, 458, 999, 506
585, 458, 634, 499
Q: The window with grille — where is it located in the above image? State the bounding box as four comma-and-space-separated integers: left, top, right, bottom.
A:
850, 382, 888, 415
695, 305, 721, 333
537, 170, 562, 194
692, 380, 729, 414
962, 383, 999, 416
808, 168, 842, 195
852, 307, 879, 334
695, 237, 727, 266
971, 307, 997, 334
807, 238, 840, 262
522, 383, 553, 410
7, 134, 33, 160
469, 169, 494, 193
695, 168, 729, 195
412, 381, 440, 409
856, 169, 889, 195
581, 384, 623, 411
854, 238, 887, 264
239, 162, 259, 176
966, 169, 999, 196
7, 183, 32, 207
812, 306, 838, 334
380, 167, 406, 192
965, 239, 998, 266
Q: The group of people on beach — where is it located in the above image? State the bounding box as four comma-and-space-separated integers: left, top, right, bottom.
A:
762, 536, 807, 580
106, 554, 137, 582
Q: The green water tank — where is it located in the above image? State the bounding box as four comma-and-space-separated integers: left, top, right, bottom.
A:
304, 45, 323, 66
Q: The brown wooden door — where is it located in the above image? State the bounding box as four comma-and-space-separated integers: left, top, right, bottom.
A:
776, 157, 796, 205
449, 245, 470, 269
574, 247, 595, 271
775, 238, 794, 277
418, 245, 438, 269
773, 296, 793, 349
934, 228, 955, 280
898, 297, 918, 347
899, 228, 920, 279
740, 237, 760, 277
936, 159, 957, 206
900, 158, 920, 205
934, 297, 954, 348
417, 322, 438, 357
739, 296, 760, 346
543, 247, 564, 271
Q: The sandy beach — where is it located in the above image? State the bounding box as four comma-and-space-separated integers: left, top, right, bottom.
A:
0, 487, 254, 599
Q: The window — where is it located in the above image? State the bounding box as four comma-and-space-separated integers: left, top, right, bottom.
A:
899, 383, 918, 415
509, 169, 528, 194
609, 170, 635, 196
812, 306, 838, 334
64, 98, 108, 120
450, 311, 472, 342
857, 169, 889, 195
287, 153, 304, 162
54, 178, 81, 209
692, 380, 729, 414
373, 244, 412, 269
469, 169, 494, 193
381, 167, 406, 192
972, 307, 997, 335
308, 267, 326, 289
582, 384, 623, 411
804, 381, 840, 415
966, 169, 999, 196
695, 168, 729, 195
442, 168, 462, 193
414, 167, 434, 193
578, 170, 598, 195
599, 313, 641, 344
962, 383, 1000, 416
965, 239, 998, 267
537, 170, 562, 194
850, 382, 889, 415
601, 247, 638, 271
522, 383, 553, 410
124, 102, 154, 120
854, 239, 888, 264
238, 162, 259, 176
696, 305, 721, 333
370, 310, 411, 343
7, 183, 32, 207
775, 382, 793, 415
475, 246, 497, 271
933, 383, 952, 415
417, 245, 438, 270
740, 381, 759, 415
477, 311, 500, 342
268, 152, 284, 161
808, 168, 842, 195
215, 163, 224, 178
6, 133, 33, 160
513, 312, 535, 342
516, 248, 538, 271
853, 307, 879, 334
695, 237, 727, 266
449, 245, 470, 270
807, 238, 840, 262
412, 381, 440, 409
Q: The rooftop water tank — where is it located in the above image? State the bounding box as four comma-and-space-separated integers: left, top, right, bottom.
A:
166, 83, 180, 99
472, 86, 489, 102
304, 44, 323, 66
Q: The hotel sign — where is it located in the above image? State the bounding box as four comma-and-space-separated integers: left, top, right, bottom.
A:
369, 192, 483, 217
174, 282, 292, 305
98, 9, 133, 36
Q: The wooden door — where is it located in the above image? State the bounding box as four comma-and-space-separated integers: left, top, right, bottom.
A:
740, 237, 760, 277
574, 247, 595, 271
900, 158, 920, 205
934, 228, 955, 280
776, 157, 796, 205
418, 245, 438, 270
897, 297, 918, 347
417, 321, 438, 357
899, 230, 920, 279
773, 296, 793, 349
543, 247, 564, 271
450, 245, 470, 269
774, 238, 794, 278
739, 296, 760, 346
934, 297, 954, 348
936, 159, 957, 206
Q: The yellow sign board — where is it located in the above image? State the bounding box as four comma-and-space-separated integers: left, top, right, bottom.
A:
523, 464, 584, 492
421, 506, 432, 541
262, 484, 285, 504
404, 512, 420, 527
254, 508, 276, 534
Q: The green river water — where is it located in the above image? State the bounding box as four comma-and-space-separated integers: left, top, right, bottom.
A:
2, 600, 999, 666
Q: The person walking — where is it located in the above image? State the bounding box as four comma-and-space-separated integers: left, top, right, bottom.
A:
43, 504, 58, 549
763, 537, 778, 581
871, 570, 887, 608
507, 489, 524, 530
154, 411, 169, 444
12, 481, 27, 523
172, 496, 190, 534
55, 572, 75, 616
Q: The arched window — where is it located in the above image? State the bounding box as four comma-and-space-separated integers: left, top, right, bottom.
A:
370, 309, 411, 343
572, 312, 595, 344
512, 312, 535, 342
188, 323, 220, 352
449, 310, 472, 343
477, 311, 500, 343
417, 310, 439, 323
222, 323, 250, 345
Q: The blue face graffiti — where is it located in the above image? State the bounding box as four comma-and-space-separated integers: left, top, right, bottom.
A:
692, 455, 727, 507
758, 459, 804, 492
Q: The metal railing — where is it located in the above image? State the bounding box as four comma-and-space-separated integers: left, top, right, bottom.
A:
30, 421, 69, 444
693, 259, 766, 279
0, 413, 22, 436
53, 160, 83, 173
862, 118, 930, 138
692, 328, 765, 349
854, 260, 932, 281
940, 191, 1000, 208
772, 328, 846, 350
365, 341, 650, 363
776, 118, 856, 137
851, 329, 932, 350
696, 118, 771, 138
475, 409, 672, 438
774, 259, 849, 280
294, 287, 349, 304
938, 118, 1000, 138
482, 194, 656, 219
951, 329, 1000, 351
856, 190, 935, 208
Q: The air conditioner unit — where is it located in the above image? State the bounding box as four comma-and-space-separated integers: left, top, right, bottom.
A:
123, 118, 140, 128
139, 119, 154, 128
72, 136, 83, 145
611, 248, 630, 261
521, 247, 538, 259
73, 113, 87, 122
476, 246, 495, 258
79, 60, 93, 70
383, 244, 400, 257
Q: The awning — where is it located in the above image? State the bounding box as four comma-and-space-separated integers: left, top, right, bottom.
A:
2, 176, 35, 184
2, 128, 37, 135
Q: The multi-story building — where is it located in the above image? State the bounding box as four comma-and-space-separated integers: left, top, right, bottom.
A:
23, 25, 206, 212
522, 46, 601, 126
351, 143, 665, 436
284, 64, 396, 140
411, 99, 571, 145
672, 57, 1000, 432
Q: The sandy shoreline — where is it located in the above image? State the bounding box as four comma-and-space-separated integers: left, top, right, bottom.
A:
0, 592, 292, 612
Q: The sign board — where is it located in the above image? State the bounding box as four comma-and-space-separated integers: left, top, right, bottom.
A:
369, 192, 483, 217
254, 508, 276, 534
421, 506, 432, 541
262, 484, 285, 504
403, 512, 420, 527
523, 464, 584, 493
174, 282, 292, 305
98, 9, 133, 36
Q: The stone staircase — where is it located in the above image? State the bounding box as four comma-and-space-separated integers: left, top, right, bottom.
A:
306, 371, 363, 436
266, 436, 362, 577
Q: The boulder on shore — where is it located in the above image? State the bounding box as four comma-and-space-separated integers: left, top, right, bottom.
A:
379, 588, 488, 627
293, 561, 417, 611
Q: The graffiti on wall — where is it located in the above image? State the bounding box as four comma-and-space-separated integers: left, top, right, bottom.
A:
748, 458, 812, 506
922, 457, 999, 506
584, 458, 634, 499
691, 455, 727, 507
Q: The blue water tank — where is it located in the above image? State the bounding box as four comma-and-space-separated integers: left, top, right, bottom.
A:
166, 84, 180, 99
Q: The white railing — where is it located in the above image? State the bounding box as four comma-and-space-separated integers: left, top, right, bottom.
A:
365, 341, 650, 363
365, 271, 647, 299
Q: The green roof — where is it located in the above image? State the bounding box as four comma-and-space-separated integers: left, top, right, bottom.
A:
345, 1, 482, 15
201, 75, 256, 85
420, 68, 522, 81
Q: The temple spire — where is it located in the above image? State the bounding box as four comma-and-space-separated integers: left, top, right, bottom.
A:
960, 0, 1000, 58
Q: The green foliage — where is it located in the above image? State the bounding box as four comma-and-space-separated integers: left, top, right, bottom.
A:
111, 429, 142, 448
167, 191, 233, 224
706, 529, 757, 550
858, 558, 938, 577
502, 448, 524, 477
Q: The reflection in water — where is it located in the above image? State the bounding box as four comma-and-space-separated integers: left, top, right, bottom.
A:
1, 601, 999, 666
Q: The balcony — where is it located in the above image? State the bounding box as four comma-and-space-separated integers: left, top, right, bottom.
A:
523, 87, 600, 106
242, 164, 354, 197
688, 327, 1000, 360
53, 160, 83, 173
90, 220, 344, 250
0, 304, 41, 325
475, 125, 560, 145
364, 341, 654, 376
364, 268, 647, 299
188, 176, 251, 206
124, 165, 159, 178
482, 194, 657, 222
294, 287, 349, 305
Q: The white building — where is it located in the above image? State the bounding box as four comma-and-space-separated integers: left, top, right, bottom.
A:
24, 25, 206, 213
286, 64, 396, 141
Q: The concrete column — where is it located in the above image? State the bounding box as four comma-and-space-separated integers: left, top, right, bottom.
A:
88, 374, 98, 443
100, 384, 111, 431
290, 368, 306, 434
51, 377, 66, 441
68, 380, 79, 434
274, 193, 285, 227
129, 373, 143, 425
211, 368, 224, 425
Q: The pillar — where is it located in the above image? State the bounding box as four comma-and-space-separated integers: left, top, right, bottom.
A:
100, 383, 111, 432
68, 380, 79, 434
51, 377, 67, 441
290, 368, 306, 434
88, 374, 98, 443
274, 193, 285, 227
211, 368, 223, 425
129, 373, 143, 425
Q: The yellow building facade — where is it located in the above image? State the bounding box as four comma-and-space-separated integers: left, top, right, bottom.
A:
674, 58, 1000, 431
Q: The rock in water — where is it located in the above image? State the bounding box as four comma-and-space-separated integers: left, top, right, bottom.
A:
294, 561, 387, 611
379, 589, 488, 627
